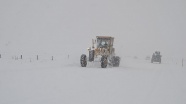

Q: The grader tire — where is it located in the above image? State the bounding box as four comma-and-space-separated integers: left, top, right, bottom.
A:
101, 56, 108, 68
112, 56, 120, 67
80, 54, 87, 67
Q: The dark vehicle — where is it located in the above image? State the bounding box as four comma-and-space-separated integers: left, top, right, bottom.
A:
151, 51, 162, 64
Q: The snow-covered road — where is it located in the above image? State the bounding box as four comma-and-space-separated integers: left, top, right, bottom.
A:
0, 58, 185, 104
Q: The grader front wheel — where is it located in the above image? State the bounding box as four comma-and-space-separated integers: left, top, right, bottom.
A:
101, 56, 108, 68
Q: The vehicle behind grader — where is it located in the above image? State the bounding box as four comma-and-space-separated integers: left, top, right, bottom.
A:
80, 36, 120, 68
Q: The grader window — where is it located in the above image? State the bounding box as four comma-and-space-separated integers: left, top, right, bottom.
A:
97, 38, 110, 48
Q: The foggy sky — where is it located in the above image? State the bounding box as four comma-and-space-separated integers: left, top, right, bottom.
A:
0, 0, 186, 58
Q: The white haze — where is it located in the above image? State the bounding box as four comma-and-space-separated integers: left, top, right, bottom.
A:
0, 1, 186, 104
0, 0, 186, 59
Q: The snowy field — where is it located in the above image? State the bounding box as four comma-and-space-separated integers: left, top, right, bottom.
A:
1, 0, 186, 104
0, 56, 186, 104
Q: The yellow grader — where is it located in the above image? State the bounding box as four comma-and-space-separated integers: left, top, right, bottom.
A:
80, 36, 120, 68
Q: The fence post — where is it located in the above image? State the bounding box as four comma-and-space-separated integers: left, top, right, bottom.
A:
21, 55, 22, 59
182, 58, 183, 67
37, 55, 39, 60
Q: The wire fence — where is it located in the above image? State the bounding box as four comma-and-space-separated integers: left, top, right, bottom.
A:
0, 53, 73, 63
0, 53, 185, 67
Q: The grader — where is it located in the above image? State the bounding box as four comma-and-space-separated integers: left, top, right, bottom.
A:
80, 36, 120, 68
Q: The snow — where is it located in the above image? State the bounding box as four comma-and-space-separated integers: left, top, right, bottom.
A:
1, 0, 186, 103
0, 56, 186, 104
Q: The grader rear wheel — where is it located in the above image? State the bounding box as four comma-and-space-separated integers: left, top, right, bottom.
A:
101, 56, 108, 68
113, 56, 120, 67
80, 54, 87, 67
